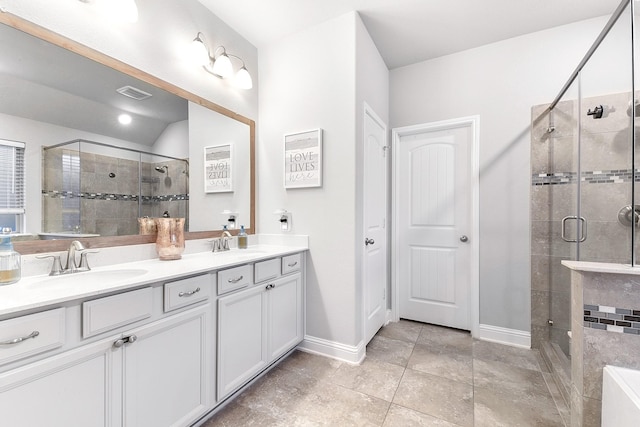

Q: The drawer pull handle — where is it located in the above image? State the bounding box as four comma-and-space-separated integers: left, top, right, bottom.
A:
113, 334, 137, 348
228, 275, 244, 283
0, 330, 40, 345
265, 283, 275, 290
287, 261, 298, 267
178, 287, 201, 297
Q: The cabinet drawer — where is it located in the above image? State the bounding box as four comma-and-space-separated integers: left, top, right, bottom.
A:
82, 287, 153, 338
0, 308, 65, 366
254, 258, 280, 283
218, 265, 252, 295
282, 253, 302, 275
164, 273, 212, 312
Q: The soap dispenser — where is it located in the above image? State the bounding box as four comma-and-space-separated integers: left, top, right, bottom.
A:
0, 228, 20, 285
238, 225, 248, 249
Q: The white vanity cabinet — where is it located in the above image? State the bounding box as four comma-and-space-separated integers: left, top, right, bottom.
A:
122, 303, 211, 427
0, 246, 307, 426
0, 274, 214, 427
0, 304, 210, 427
0, 333, 118, 427
217, 255, 304, 400
267, 273, 303, 361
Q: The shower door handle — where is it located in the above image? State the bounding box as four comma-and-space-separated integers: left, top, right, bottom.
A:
561, 216, 587, 243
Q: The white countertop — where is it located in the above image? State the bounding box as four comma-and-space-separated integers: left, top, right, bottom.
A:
562, 260, 640, 275
0, 244, 307, 318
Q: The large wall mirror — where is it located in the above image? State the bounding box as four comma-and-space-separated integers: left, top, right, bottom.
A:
0, 14, 255, 254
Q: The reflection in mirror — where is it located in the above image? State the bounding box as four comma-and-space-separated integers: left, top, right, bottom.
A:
41, 140, 189, 238
0, 13, 255, 254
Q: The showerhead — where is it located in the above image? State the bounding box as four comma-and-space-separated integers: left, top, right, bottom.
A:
154, 165, 168, 173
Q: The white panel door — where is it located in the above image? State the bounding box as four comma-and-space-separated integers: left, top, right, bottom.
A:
363, 105, 388, 344
396, 124, 471, 330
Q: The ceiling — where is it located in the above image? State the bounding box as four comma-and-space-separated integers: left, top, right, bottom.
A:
198, 0, 622, 69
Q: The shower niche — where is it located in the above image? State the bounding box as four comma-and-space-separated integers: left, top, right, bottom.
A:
42, 139, 189, 238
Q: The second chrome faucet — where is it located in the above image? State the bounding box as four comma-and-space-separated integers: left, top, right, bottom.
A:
212, 229, 232, 252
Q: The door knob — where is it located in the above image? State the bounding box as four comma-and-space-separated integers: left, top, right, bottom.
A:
365, 238, 375, 246
460, 235, 469, 243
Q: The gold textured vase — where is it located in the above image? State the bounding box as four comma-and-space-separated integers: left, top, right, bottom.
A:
154, 218, 185, 260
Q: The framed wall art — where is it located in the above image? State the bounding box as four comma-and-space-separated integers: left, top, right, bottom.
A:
204, 143, 233, 193
284, 128, 323, 189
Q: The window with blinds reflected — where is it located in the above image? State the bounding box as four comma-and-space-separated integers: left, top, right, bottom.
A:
0, 139, 25, 233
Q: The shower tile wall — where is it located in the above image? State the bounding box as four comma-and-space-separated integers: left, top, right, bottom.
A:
530, 91, 633, 356
140, 159, 188, 224
43, 148, 189, 237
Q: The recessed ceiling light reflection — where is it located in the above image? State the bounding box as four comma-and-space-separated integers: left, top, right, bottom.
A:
118, 114, 132, 125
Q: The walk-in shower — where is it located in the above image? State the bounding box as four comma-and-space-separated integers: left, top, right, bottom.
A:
530, 0, 638, 414
42, 139, 188, 237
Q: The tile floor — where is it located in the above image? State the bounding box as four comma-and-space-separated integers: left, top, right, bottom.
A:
202, 320, 567, 426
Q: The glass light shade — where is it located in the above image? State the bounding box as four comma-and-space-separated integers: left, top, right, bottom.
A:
191, 37, 210, 66
235, 66, 253, 90
212, 53, 233, 78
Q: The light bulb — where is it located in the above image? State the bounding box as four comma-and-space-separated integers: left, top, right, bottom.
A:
191, 35, 210, 66
235, 66, 253, 90
212, 53, 233, 78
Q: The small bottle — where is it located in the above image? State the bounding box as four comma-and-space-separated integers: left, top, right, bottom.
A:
238, 225, 248, 249
0, 228, 21, 285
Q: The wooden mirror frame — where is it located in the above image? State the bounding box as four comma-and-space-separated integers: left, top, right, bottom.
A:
1, 12, 256, 255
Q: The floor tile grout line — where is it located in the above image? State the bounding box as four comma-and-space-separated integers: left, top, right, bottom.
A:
380, 324, 418, 425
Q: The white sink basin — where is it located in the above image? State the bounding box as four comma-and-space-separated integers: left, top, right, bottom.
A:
28, 269, 149, 289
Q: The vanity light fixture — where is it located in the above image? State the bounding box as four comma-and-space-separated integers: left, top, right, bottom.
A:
191, 32, 253, 90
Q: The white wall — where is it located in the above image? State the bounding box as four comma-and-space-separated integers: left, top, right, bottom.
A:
390, 16, 609, 332
152, 120, 188, 159
258, 13, 359, 350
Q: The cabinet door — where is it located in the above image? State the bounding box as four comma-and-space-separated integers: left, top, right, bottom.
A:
0, 337, 118, 427
218, 285, 267, 400
123, 304, 211, 427
267, 273, 303, 361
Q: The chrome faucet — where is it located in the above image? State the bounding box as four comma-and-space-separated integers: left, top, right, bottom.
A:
37, 240, 99, 276
65, 240, 85, 273
219, 229, 232, 251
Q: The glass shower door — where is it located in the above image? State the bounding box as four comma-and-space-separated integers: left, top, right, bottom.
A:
531, 81, 579, 357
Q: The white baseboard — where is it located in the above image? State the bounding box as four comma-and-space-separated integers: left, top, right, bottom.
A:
297, 335, 365, 364
477, 324, 531, 348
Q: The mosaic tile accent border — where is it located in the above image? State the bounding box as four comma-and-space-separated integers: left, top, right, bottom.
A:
584, 304, 640, 335
42, 190, 189, 202
532, 169, 638, 186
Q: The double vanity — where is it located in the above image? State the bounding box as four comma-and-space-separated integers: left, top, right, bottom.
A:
0, 239, 307, 427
